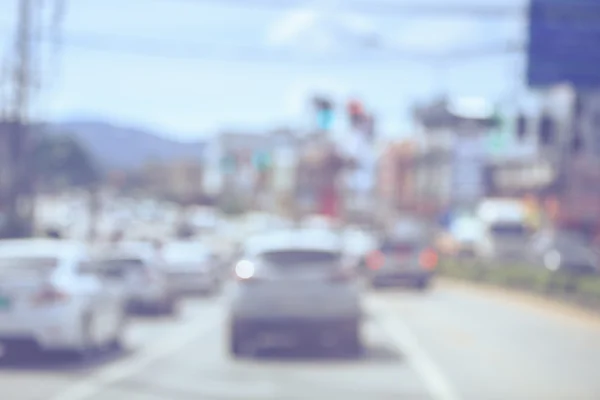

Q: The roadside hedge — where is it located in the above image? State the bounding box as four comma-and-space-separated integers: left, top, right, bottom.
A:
439, 258, 600, 311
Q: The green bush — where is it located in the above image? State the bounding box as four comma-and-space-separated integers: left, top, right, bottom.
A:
439, 257, 600, 309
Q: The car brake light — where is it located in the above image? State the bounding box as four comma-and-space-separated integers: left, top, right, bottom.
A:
419, 249, 438, 270
32, 285, 69, 306
366, 250, 385, 270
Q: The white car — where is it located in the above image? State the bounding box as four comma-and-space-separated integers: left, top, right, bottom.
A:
228, 229, 363, 357
0, 239, 127, 359
189, 207, 220, 232
161, 241, 221, 296
92, 245, 177, 315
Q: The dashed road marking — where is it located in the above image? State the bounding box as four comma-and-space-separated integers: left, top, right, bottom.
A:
367, 298, 462, 400
49, 309, 222, 400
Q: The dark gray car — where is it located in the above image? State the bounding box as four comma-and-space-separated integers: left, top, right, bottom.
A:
528, 230, 599, 276
366, 236, 438, 290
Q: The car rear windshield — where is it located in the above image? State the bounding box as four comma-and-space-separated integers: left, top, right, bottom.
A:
260, 250, 340, 266
163, 247, 208, 264
96, 258, 146, 271
0, 257, 59, 274
490, 224, 527, 237
380, 241, 418, 254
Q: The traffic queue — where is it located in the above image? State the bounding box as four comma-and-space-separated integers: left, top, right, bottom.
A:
0, 234, 225, 362
0, 213, 441, 363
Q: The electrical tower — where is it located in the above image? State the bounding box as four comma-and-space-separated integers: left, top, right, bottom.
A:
0, 0, 66, 238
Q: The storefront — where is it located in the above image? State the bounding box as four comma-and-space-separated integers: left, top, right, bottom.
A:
485, 159, 557, 198
485, 155, 600, 237
557, 156, 600, 237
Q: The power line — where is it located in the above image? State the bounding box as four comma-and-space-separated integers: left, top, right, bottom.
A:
439, 41, 524, 61
40, 31, 523, 65
143, 0, 524, 18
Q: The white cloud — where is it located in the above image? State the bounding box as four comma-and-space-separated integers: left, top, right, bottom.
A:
268, 9, 320, 47
266, 4, 378, 54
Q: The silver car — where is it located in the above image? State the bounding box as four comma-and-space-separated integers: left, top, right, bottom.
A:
161, 241, 221, 296
528, 230, 599, 275
228, 229, 363, 358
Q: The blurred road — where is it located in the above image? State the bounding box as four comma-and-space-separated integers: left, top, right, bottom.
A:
2, 282, 600, 400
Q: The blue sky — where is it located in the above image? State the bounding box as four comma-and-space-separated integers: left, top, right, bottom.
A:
0, 0, 527, 140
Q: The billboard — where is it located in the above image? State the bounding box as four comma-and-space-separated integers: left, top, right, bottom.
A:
527, 0, 600, 87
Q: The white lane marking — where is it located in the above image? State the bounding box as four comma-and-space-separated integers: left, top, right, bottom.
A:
49, 310, 222, 400
367, 298, 461, 400
171, 380, 278, 399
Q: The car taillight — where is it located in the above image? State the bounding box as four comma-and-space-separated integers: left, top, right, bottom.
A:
366, 250, 385, 270
32, 285, 69, 306
419, 249, 438, 270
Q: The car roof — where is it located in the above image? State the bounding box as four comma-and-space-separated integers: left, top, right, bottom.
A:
91, 242, 153, 260
165, 240, 207, 250
244, 229, 342, 256
0, 239, 86, 259
91, 250, 148, 261
163, 241, 209, 259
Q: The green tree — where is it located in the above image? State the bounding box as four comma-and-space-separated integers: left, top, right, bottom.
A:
33, 134, 100, 189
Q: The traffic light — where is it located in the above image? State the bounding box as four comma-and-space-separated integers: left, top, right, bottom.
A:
347, 99, 365, 128
516, 114, 527, 141
313, 96, 334, 131
539, 114, 555, 145
364, 114, 376, 141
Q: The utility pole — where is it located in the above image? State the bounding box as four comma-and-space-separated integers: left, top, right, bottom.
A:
2, 0, 34, 238
14, 0, 32, 123
1, 0, 66, 238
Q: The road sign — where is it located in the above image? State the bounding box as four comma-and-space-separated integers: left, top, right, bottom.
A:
487, 110, 510, 155
527, 0, 600, 87
252, 151, 271, 171
314, 96, 334, 131
220, 154, 236, 173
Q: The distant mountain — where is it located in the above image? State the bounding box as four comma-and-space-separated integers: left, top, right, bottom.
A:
46, 121, 207, 171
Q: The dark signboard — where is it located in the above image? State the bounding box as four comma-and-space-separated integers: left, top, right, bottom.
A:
527, 0, 600, 87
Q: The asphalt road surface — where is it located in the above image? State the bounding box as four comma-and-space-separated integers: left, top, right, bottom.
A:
2, 282, 600, 400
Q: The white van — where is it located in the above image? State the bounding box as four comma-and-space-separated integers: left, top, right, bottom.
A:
475, 199, 531, 262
